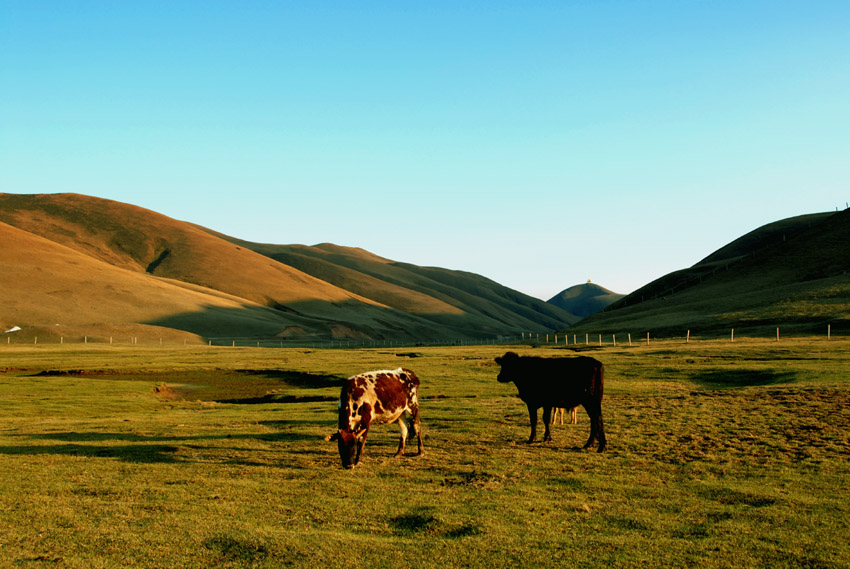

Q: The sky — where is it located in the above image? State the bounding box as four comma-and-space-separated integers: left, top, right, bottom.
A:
2, 1, 849, 300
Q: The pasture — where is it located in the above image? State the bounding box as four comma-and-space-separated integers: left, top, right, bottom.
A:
1, 339, 848, 568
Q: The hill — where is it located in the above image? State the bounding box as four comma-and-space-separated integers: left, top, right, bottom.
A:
547, 282, 625, 319
0, 193, 576, 342
202, 231, 578, 334
568, 210, 850, 338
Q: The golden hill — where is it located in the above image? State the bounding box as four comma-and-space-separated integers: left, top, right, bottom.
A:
0, 193, 577, 342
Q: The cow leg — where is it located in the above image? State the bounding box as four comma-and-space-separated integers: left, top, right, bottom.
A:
595, 414, 607, 452
526, 403, 538, 443
395, 416, 408, 457
410, 404, 424, 456
355, 420, 371, 465
355, 432, 368, 464
554, 407, 563, 426
581, 402, 603, 451
542, 406, 553, 442
569, 406, 578, 424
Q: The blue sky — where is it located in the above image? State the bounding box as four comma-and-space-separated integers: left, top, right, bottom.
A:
2, 1, 848, 300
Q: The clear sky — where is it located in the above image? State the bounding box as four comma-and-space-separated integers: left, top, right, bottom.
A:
2, 1, 848, 300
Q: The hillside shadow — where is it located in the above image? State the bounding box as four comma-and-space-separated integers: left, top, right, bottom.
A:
145, 296, 574, 346
688, 369, 797, 388
0, 423, 331, 466
145, 303, 469, 344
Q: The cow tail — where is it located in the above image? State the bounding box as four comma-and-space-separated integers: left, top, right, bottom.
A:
591, 363, 604, 400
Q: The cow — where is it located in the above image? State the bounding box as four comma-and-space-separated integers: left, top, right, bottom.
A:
332, 367, 423, 469
495, 351, 607, 452
552, 406, 578, 426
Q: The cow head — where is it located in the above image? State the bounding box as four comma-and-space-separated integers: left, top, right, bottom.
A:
495, 351, 520, 383
336, 427, 366, 469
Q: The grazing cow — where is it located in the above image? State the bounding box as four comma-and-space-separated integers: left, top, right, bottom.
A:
552, 406, 578, 426
333, 367, 423, 469
495, 351, 606, 452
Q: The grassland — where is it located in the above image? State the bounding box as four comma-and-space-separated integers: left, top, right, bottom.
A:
1, 340, 848, 568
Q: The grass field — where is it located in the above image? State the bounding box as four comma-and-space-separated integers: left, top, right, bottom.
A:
1, 340, 848, 568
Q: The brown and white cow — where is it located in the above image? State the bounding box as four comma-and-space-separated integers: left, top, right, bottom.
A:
332, 367, 423, 469
495, 351, 606, 452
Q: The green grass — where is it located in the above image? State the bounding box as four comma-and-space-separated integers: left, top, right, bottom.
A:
1, 340, 849, 568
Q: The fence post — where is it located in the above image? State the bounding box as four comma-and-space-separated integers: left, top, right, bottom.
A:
828, 325, 831, 339
731, 329, 735, 342
646, 332, 650, 345
686, 330, 690, 343
776, 328, 780, 342
628, 333, 632, 346
612, 334, 616, 346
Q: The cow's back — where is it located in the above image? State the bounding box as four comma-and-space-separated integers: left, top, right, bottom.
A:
514, 355, 603, 407
338, 368, 419, 430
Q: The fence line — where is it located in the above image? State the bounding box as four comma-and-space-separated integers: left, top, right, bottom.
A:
2, 325, 843, 349
2, 334, 536, 350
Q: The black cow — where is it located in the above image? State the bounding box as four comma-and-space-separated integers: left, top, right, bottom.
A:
495, 351, 606, 452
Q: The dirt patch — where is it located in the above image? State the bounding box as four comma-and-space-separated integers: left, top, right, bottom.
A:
153, 382, 180, 401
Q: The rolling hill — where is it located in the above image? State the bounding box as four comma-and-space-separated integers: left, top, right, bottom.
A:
547, 282, 625, 319
0, 193, 577, 342
568, 210, 850, 338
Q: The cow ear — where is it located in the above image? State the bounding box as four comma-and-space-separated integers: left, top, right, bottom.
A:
495, 357, 502, 365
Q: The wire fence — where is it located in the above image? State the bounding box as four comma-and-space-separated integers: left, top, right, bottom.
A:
3, 324, 844, 349
1, 333, 534, 349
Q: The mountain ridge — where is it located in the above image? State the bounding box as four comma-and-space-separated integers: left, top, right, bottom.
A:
547, 282, 625, 319
0, 192, 577, 342
568, 209, 850, 337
